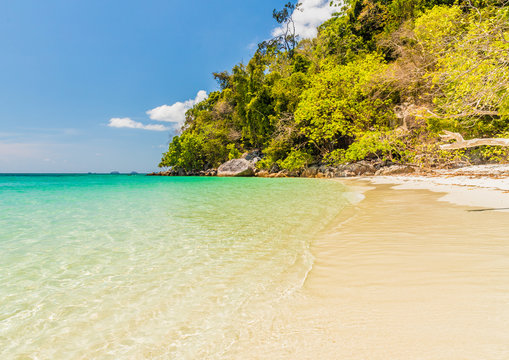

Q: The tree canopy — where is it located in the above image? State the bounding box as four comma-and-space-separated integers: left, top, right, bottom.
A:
160, 0, 509, 171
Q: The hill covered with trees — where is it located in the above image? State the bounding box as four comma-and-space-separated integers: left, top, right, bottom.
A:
159, 0, 509, 174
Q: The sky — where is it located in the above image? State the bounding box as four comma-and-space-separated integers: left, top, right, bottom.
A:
0, 0, 337, 173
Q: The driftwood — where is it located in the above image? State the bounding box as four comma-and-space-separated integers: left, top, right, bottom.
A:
440, 131, 509, 150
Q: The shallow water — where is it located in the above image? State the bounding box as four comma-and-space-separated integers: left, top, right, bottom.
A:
232, 182, 509, 359
0, 175, 349, 359
3, 176, 509, 359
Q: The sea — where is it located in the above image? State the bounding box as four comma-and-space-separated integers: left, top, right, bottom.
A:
0, 174, 350, 359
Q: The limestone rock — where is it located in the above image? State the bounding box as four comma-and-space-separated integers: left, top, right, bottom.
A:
217, 159, 255, 177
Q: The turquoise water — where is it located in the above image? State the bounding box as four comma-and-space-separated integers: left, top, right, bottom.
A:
0, 175, 349, 359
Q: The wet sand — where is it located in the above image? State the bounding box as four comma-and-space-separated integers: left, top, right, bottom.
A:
230, 181, 509, 359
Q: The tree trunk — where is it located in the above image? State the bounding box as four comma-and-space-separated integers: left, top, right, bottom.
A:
439, 131, 509, 150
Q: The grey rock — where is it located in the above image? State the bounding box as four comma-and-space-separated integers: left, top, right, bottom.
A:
319, 165, 328, 173
251, 156, 261, 165
331, 161, 376, 177
242, 150, 263, 161
301, 166, 319, 177
217, 159, 255, 177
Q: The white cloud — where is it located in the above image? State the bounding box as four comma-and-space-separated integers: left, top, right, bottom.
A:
146, 90, 208, 127
272, 0, 338, 39
108, 117, 170, 131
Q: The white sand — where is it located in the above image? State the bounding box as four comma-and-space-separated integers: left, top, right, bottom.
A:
360, 165, 509, 211
231, 175, 509, 359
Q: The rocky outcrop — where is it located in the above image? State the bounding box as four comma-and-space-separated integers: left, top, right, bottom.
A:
149, 159, 418, 178
333, 161, 376, 177
375, 165, 415, 176
217, 159, 256, 177
301, 166, 319, 177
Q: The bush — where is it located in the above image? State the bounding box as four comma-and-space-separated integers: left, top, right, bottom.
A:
324, 131, 408, 165
227, 143, 242, 160
277, 149, 313, 171
159, 133, 205, 171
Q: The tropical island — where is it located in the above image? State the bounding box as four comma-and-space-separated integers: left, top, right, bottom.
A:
153, 0, 508, 178
2, 1, 509, 358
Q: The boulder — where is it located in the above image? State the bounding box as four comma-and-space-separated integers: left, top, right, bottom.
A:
375, 165, 415, 176
217, 159, 255, 177
301, 166, 319, 177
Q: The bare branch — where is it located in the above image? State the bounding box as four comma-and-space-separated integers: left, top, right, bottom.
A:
440, 131, 509, 150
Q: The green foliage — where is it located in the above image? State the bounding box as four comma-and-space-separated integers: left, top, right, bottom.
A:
159, 133, 205, 171
414, 5, 464, 54
278, 149, 313, 171
295, 54, 394, 154
476, 146, 509, 163
227, 143, 242, 160
314, 15, 366, 64
324, 131, 407, 165
428, 6, 509, 123
159, 0, 509, 171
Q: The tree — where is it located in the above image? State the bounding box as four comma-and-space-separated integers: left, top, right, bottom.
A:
294, 54, 394, 155
259, 2, 301, 58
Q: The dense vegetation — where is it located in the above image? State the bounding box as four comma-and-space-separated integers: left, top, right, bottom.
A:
160, 0, 509, 172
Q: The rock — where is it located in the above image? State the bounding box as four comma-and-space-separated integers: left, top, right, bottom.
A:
250, 157, 261, 165
267, 170, 288, 178
375, 165, 415, 176
336, 170, 357, 177
217, 159, 255, 177
256, 170, 270, 177
352, 161, 376, 176
242, 150, 263, 161
329, 161, 376, 177
301, 165, 319, 177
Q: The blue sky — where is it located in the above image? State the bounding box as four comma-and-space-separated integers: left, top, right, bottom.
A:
0, 0, 335, 173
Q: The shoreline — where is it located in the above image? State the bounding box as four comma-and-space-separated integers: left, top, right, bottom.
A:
356, 168, 509, 211
239, 175, 509, 359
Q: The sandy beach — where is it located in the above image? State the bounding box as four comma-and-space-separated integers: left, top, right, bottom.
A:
363, 164, 509, 212
227, 167, 509, 359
